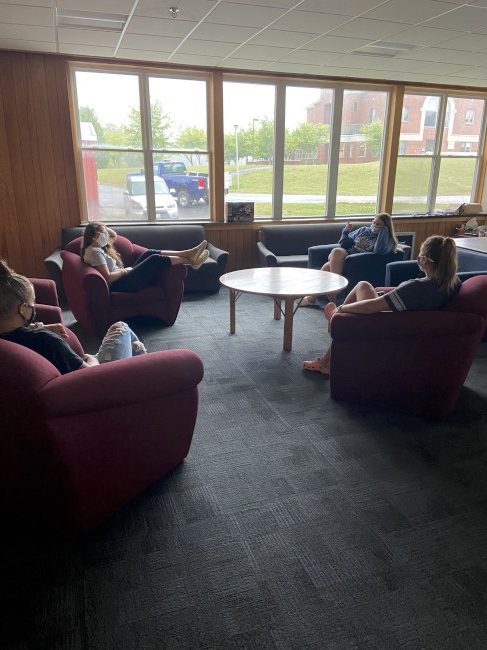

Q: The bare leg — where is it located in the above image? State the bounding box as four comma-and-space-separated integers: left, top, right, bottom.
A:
303, 248, 348, 305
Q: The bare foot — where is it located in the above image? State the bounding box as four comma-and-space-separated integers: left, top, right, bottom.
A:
323, 302, 337, 322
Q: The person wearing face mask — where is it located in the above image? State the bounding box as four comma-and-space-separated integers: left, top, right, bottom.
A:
81, 222, 208, 293
303, 235, 460, 375
0, 260, 147, 375
300, 213, 398, 306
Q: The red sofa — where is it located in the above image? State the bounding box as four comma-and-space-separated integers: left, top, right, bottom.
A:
0, 279, 204, 533
61, 235, 186, 335
329, 276, 487, 417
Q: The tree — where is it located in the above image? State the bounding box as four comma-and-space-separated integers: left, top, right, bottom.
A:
78, 106, 104, 142
254, 118, 274, 161
176, 127, 207, 165
150, 100, 172, 149
287, 122, 329, 159
360, 120, 383, 157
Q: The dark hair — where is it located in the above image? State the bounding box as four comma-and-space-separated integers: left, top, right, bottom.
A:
376, 212, 399, 251
420, 235, 458, 292
81, 222, 123, 269
0, 259, 33, 318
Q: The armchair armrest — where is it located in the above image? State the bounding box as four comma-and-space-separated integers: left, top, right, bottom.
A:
207, 242, 229, 274
308, 244, 338, 269
256, 241, 278, 267
330, 310, 481, 342
31, 278, 59, 306
39, 349, 204, 418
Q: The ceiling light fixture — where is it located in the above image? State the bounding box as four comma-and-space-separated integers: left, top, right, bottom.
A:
169, 7, 180, 20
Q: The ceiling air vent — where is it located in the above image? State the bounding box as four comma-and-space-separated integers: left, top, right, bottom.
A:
353, 41, 417, 58
56, 9, 128, 32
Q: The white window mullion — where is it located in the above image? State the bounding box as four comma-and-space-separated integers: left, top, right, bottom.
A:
139, 73, 156, 222
273, 81, 286, 220
327, 88, 343, 218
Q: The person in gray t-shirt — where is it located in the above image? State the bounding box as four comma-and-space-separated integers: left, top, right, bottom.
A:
303, 235, 460, 375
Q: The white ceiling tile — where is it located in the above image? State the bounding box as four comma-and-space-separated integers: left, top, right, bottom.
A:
170, 52, 223, 65
299, 0, 385, 16
398, 47, 479, 66
0, 38, 56, 51
363, 0, 457, 25
328, 17, 410, 39
0, 4, 53, 25
470, 0, 487, 6
376, 25, 465, 47
116, 48, 171, 62
1, 0, 52, 5
265, 61, 326, 74
300, 35, 372, 53
201, 2, 286, 27
424, 6, 487, 33
272, 11, 348, 33
230, 43, 292, 61
127, 17, 197, 38
436, 33, 487, 52
280, 49, 343, 65
177, 38, 239, 56
191, 22, 259, 41
215, 57, 268, 69
57, 0, 134, 11
58, 27, 120, 46
223, 0, 298, 7
0, 23, 54, 40
120, 33, 182, 52
248, 29, 319, 48
59, 42, 115, 56
135, 0, 218, 21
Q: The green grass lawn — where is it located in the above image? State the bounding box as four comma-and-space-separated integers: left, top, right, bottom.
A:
97, 159, 476, 215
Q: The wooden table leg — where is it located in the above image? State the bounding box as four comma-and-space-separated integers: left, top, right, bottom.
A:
274, 297, 281, 320
229, 288, 236, 334
283, 297, 294, 351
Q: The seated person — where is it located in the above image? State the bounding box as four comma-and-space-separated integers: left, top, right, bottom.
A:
301, 213, 398, 306
303, 235, 459, 375
0, 260, 146, 374
82, 222, 209, 293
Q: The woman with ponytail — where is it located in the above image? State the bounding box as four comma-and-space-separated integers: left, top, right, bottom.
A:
0, 260, 146, 374
303, 235, 460, 375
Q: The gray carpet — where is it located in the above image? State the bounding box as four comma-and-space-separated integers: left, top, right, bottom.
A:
3, 290, 487, 649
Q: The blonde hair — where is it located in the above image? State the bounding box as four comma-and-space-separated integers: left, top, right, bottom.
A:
0, 259, 33, 318
420, 235, 458, 292
376, 212, 399, 251
81, 222, 124, 269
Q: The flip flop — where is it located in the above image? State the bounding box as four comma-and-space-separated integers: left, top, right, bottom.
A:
303, 358, 330, 375
299, 296, 318, 307
191, 249, 209, 270
323, 302, 337, 322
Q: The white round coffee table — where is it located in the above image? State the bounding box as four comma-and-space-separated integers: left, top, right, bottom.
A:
220, 267, 348, 351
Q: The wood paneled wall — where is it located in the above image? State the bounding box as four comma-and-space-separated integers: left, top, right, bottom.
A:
0, 50, 481, 278
0, 51, 80, 277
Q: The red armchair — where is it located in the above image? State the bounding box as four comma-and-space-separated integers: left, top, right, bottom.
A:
328, 276, 487, 417
0, 280, 204, 533
61, 235, 186, 335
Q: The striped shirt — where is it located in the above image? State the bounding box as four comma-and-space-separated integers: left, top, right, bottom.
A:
384, 277, 459, 312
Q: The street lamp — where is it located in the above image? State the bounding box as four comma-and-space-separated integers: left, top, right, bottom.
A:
234, 124, 240, 191
252, 117, 260, 162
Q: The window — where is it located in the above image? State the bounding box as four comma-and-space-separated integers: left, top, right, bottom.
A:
283, 86, 332, 218
466, 109, 475, 124
73, 68, 209, 222
352, 101, 358, 112
394, 92, 486, 214
370, 108, 377, 122
336, 89, 388, 216
402, 107, 409, 122
223, 81, 275, 220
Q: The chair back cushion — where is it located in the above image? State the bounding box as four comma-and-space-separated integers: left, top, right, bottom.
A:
261, 224, 362, 256
445, 275, 487, 318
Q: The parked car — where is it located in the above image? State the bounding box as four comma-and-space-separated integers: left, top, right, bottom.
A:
152, 161, 208, 208
124, 175, 178, 219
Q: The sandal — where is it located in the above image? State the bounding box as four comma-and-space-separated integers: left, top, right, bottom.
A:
303, 358, 330, 375
323, 302, 337, 322
299, 295, 317, 307
191, 240, 207, 263
191, 249, 209, 270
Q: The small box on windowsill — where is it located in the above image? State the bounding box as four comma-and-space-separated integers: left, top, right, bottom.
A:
226, 202, 254, 223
